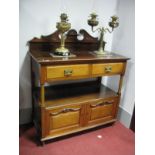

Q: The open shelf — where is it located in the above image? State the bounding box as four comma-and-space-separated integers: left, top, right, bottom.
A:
35, 81, 118, 108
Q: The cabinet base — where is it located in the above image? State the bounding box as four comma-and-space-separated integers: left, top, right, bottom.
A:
40, 118, 117, 143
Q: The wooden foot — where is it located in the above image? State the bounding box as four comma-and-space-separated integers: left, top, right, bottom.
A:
41, 141, 45, 146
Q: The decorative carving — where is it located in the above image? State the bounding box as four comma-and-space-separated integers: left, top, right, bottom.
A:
79, 29, 98, 42
90, 100, 114, 108
29, 29, 105, 52
50, 108, 80, 116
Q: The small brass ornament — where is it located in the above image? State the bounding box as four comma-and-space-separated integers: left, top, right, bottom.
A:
54, 13, 71, 56
87, 13, 119, 56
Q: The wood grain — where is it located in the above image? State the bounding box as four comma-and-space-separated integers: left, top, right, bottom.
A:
46, 64, 90, 80
92, 63, 124, 76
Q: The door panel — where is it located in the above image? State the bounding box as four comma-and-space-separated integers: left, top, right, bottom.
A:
88, 98, 118, 125
50, 111, 80, 129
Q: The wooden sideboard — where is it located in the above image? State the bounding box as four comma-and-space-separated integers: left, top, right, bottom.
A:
29, 29, 129, 145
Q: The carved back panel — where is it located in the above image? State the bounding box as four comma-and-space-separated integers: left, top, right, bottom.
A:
29, 29, 106, 52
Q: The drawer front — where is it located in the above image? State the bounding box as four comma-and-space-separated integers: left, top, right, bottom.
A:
47, 104, 81, 135
46, 64, 90, 80
92, 63, 124, 76
89, 98, 118, 124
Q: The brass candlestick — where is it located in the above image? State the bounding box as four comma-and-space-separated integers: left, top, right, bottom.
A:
54, 13, 71, 56
87, 13, 119, 55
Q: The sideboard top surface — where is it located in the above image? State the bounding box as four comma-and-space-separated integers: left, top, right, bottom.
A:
29, 29, 129, 65
29, 50, 129, 65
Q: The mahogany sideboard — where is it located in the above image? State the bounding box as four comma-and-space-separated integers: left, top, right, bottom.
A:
29, 29, 129, 145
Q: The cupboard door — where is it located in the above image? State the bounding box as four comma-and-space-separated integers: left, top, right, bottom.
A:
88, 98, 118, 125
46, 105, 81, 136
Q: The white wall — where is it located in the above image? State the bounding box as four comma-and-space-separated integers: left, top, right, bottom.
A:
19, 0, 118, 124
106, 0, 135, 127
20, 0, 135, 127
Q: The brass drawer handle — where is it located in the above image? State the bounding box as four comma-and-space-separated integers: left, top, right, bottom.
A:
64, 69, 73, 76
90, 100, 114, 108
50, 108, 80, 116
105, 66, 112, 73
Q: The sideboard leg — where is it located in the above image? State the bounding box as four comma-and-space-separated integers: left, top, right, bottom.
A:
40, 84, 46, 140
41, 141, 45, 146
118, 75, 124, 95
114, 75, 124, 118
40, 84, 45, 107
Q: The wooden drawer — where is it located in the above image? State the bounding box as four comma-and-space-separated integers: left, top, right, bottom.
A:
88, 97, 118, 125
46, 64, 90, 80
92, 63, 124, 76
46, 104, 81, 135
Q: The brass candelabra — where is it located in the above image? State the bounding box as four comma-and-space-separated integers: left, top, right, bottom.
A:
54, 13, 71, 56
87, 13, 119, 55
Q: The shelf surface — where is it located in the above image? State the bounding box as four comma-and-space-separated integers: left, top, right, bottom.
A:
35, 81, 118, 108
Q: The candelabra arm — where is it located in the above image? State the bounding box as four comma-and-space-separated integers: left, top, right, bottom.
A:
91, 26, 102, 33
104, 28, 113, 33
